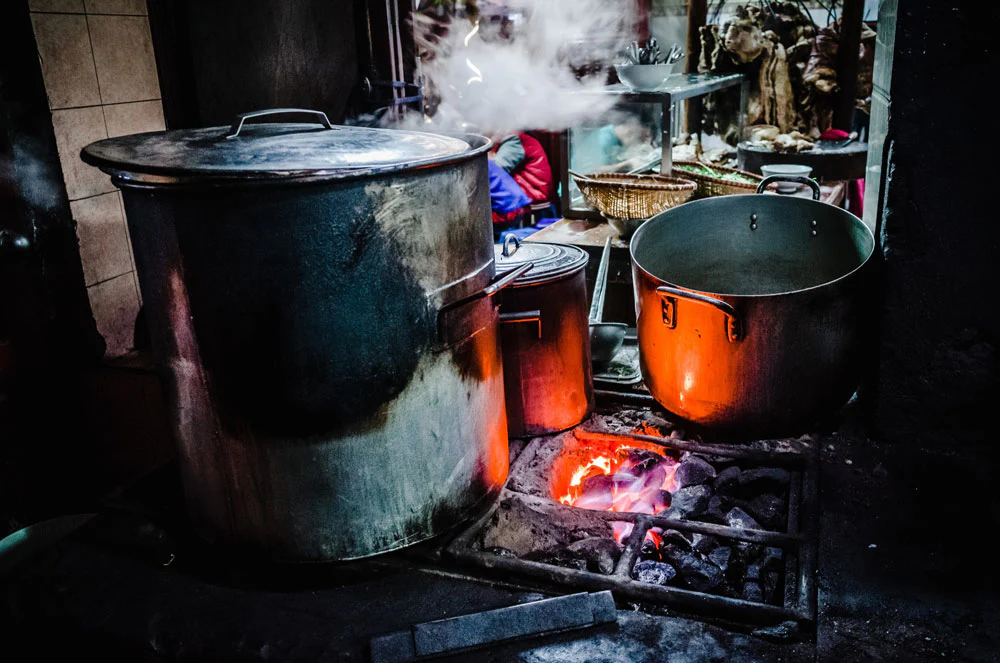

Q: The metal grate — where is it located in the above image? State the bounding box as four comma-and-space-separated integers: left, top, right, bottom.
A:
445, 423, 819, 628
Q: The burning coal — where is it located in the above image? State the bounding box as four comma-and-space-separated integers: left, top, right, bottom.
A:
550, 433, 680, 545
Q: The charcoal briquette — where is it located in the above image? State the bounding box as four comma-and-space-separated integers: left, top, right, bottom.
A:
673, 456, 717, 489
714, 466, 742, 495
725, 506, 762, 530
708, 545, 732, 572
665, 485, 712, 519
738, 468, 790, 496
742, 581, 765, 603
746, 493, 787, 530
633, 560, 677, 585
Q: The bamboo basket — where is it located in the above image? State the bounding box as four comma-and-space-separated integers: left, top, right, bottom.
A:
671, 160, 763, 198
572, 173, 696, 220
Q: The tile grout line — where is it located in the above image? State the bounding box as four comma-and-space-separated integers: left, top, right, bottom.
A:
29, 11, 148, 17
67, 189, 118, 205
49, 98, 163, 112
82, 13, 107, 110
84, 10, 134, 291
87, 269, 136, 290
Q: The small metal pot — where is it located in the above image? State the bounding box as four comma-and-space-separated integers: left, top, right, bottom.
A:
631, 176, 876, 433
495, 238, 593, 438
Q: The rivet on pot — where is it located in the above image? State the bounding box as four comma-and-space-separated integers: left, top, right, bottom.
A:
811, 219, 818, 227
750, 213, 758, 222
811, 229, 819, 237
750, 223, 758, 231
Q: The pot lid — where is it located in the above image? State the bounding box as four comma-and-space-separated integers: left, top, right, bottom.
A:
494, 240, 588, 286
80, 108, 482, 185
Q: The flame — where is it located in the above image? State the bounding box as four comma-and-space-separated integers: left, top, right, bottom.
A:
550, 429, 679, 539
612, 521, 634, 545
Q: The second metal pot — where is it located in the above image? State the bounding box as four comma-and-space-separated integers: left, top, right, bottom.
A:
496, 239, 593, 438
631, 177, 876, 433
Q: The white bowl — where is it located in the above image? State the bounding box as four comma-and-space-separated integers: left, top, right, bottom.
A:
615, 63, 676, 90
760, 164, 813, 193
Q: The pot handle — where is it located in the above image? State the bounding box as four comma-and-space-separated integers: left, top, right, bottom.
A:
499, 309, 542, 338
756, 175, 820, 201
226, 108, 335, 139
436, 263, 534, 347
656, 285, 741, 342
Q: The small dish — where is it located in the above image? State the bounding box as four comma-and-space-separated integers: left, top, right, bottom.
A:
760, 164, 813, 193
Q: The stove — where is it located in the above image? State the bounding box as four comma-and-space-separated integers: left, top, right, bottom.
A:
444, 401, 819, 629
6, 385, 1000, 662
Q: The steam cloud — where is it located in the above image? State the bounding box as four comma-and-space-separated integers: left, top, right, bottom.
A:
416, 0, 636, 134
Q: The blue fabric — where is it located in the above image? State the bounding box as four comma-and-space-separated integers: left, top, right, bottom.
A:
488, 159, 531, 213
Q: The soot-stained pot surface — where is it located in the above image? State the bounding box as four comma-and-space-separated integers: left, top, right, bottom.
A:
82, 111, 511, 560
495, 241, 593, 437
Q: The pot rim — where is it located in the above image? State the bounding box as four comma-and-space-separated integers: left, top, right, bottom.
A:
495, 241, 589, 287
82, 131, 493, 189
629, 193, 876, 299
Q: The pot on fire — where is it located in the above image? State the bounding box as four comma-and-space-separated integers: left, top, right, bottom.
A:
81, 109, 521, 561
630, 176, 876, 433
494, 238, 593, 438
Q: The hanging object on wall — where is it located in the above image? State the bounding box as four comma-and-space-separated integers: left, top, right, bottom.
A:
697, 2, 874, 145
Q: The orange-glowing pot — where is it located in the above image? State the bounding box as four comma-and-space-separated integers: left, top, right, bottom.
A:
630, 177, 876, 433
495, 239, 593, 438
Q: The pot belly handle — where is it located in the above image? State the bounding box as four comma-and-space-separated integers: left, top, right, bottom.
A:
655, 286, 742, 342
436, 263, 535, 347
499, 310, 542, 338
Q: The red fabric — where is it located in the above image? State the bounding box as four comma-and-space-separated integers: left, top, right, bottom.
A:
492, 206, 529, 225
820, 128, 850, 141
850, 177, 864, 218
510, 133, 555, 204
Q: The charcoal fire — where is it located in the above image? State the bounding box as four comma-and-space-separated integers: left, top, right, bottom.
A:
454, 409, 816, 623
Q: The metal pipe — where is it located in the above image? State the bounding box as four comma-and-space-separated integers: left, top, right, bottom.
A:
573, 428, 810, 467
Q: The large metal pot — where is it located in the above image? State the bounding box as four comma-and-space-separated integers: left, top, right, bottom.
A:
631, 177, 876, 433
81, 109, 522, 560
494, 238, 593, 438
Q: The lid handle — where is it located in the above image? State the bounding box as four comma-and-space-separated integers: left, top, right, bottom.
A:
226, 108, 335, 139
501, 234, 520, 258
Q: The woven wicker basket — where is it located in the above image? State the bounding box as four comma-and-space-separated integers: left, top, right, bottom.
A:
671, 160, 762, 198
572, 173, 696, 219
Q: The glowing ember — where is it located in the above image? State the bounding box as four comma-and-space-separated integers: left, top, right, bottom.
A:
612, 521, 634, 545
550, 428, 680, 545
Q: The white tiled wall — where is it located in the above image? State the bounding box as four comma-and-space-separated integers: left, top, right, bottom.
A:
30, 0, 164, 357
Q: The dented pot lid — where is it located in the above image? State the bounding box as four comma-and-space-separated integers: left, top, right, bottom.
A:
494, 241, 589, 287
80, 108, 485, 186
